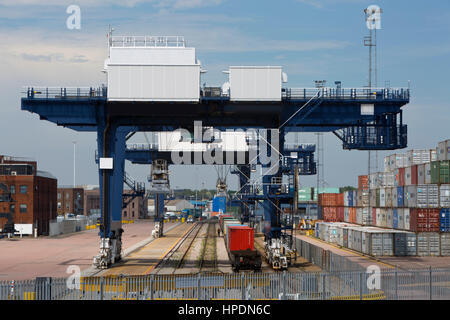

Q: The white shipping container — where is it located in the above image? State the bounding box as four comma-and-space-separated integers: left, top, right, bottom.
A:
430, 148, 438, 162
385, 187, 392, 207
404, 208, 410, 230
397, 208, 405, 230
356, 208, 362, 225
407, 149, 431, 166
405, 185, 417, 208
383, 171, 395, 187
376, 208, 382, 228
380, 188, 386, 207
384, 156, 391, 172
417, 164, 425, 185
389, 154, 407, 170
425, 163, 432, 184
405, 166, 412, 186
392, 187, 398, 208
427, 185, 439, 208
386, 208, 393, 229
441, 185, 450, 207
229, 66, 282, 101
416, 184, 428, 208
437, 139, 450, 161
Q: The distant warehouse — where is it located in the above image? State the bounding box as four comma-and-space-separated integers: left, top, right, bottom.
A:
0, 155, 57, 236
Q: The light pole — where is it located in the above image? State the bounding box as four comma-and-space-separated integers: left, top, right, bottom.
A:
72, 141, 77, 188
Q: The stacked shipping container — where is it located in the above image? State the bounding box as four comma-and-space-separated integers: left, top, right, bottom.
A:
316, 139, 450, 256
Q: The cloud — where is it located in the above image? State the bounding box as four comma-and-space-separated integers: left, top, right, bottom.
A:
296, 0, 324, 9
0, 0, 225, 9
21, 53, 59, 62
295, 0, 369, 9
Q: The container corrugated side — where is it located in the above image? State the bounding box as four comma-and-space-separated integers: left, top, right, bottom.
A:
440, 233, 450, 256
417, 232, 440, 256
440, 208, 450, 232
440, 185, 450, 208
227, 226, 254, 251
437, 140, 450, 161
394, 231, 417, 256
418, 164, 425, 184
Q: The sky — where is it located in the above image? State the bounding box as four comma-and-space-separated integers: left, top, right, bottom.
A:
0, 0, 449, 190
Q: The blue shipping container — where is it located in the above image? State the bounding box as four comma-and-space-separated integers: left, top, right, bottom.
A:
440, 208, 450, 232
212, 196, 226, 213
393, 209, 398, 229
397, 187, 404, 207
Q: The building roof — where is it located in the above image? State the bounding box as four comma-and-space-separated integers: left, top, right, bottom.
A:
36, 170, 57, 180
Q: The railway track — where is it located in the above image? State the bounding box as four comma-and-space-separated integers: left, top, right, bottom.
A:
199, 222, 218, 273
153, 222, 204, 274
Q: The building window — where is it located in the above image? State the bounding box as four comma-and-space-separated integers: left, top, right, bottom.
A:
19, 185, 27, 194
132, 211, 135, 217
57, 202, 62, 209
124, 211, 127, 217
57, 193, 61, 200
66, 193, 70, 200
66, 203, 70, 210
132, 203, 135, 209
10, 204, 15, 214
19, 204, 27, 213
10, 185, 15, 194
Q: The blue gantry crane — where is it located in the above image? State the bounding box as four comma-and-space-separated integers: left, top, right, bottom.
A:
21, 35, 410, 269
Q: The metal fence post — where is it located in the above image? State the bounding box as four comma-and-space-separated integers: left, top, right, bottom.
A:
322, 273, 325, 300
241, 273, 245, 300
395, 269, 398, 300
197, 273, 201, 300
282, 271, 287, 301
359, 272, 363, 300
150, 275, 154, 300
100, 277, 104, 301
429, 267, 432, 300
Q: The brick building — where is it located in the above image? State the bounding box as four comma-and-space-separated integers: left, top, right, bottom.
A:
0, 155, 57, 236
81, 187, 148, 219
83, 188, 101, 216
122, 190, 148, 220
57, 187, 84, 217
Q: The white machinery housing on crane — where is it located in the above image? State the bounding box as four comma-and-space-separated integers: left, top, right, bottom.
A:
105, 36, 201, 102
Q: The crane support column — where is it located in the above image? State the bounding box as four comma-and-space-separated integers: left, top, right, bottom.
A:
93, 122, 128, 269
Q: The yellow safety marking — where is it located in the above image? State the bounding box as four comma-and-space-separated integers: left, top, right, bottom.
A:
329, 292, 385, 300
143, 224, 197, 275
24, 292, 35, 300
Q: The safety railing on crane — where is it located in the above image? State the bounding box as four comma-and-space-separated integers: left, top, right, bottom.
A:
23, 87, 107, 99
282, 87, 410, 100
110, 36, 186, 48
125, 143, 159, 151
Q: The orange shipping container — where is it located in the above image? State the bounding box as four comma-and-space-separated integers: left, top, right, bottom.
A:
358, 175, 369, 190
349, 207, 357, 224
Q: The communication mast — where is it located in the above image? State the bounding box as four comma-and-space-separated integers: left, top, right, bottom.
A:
364, 5, 382, 224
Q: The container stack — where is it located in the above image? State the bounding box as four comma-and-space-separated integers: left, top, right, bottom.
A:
318, 193, 344, 222
315, 139, 450, 257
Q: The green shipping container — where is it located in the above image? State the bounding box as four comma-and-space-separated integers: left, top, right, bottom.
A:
431, 161, 440, 184
376, 189, 380, 207
298, 188, 313, 201
312, 187, 340, 201
440, 160, 450, 184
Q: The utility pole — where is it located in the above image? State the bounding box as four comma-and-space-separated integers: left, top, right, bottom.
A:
72, 141, 77, 188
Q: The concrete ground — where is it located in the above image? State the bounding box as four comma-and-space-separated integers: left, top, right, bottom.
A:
0, 220, 177, 281
215, 223, 233, 273
295, 232, 450, 271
